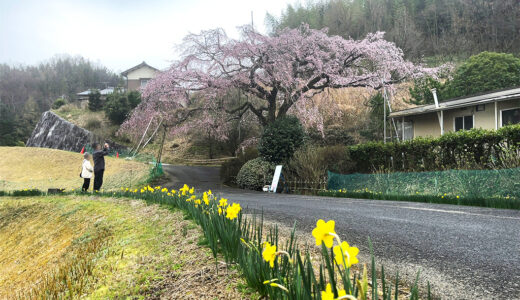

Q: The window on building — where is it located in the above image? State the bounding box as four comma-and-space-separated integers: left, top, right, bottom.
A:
140, 79, 149, 88
501, 108, 520, 126
455, 115, 473, 131
397, 120, 414, 141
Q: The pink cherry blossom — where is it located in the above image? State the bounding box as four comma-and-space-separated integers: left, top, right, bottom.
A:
121, 24, 440, 141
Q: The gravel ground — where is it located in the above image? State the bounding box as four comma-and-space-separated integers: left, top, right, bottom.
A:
164, 165, 520, 300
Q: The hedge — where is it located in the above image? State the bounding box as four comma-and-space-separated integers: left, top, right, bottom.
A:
348, 124, 520, 173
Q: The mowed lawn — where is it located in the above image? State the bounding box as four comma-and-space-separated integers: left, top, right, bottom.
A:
0, 196, 253, 299
0, 147, 150, 191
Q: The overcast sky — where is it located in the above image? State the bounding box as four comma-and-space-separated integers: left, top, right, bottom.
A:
0, 0, 293, 72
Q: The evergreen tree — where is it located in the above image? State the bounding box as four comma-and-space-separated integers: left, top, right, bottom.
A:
88, 89, 102, 111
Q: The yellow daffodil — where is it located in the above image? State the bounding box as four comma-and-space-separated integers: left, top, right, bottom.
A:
189, 187, 194, 194
333, 241, 359, 268
161, 187, 168, 193
180, 184, 189, 195
312, 219, 336, 248
262, 242, 277, 268
208, 189, 212, 195
167, 193, 171, 196
171, 189, 176, 194
321, 284, 347, 300
269, 283, 288, 292
218, 207, 223, 215
456, 195, 460, 199
219, 198, 228, 207
321, 284, 334, 300
203, 192, 210, 205
195, 199, 201, 205
226, 203, 241, 220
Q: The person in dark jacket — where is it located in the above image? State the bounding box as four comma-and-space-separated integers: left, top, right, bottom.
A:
92, 142, 110, 191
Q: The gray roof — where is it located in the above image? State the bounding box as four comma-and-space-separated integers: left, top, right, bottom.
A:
389, 87, 520, 118
77, 88, 114, 96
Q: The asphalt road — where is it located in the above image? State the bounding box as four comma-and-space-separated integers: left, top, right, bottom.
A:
163, 165, 520, 299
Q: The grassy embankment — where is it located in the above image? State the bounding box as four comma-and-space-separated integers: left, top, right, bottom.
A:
0, 147, 150, 191
0, 195, 255, 299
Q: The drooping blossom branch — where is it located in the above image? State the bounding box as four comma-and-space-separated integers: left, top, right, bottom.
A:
122, 24, 441, 141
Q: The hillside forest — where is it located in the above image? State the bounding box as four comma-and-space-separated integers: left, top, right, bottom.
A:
266, 0, 520, 61
2, 0, 520, 149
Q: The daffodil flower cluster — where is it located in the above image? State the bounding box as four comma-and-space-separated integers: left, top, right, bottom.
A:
261, 218, 360, 299
118, 184, 241, 221
312, 219, 359, 269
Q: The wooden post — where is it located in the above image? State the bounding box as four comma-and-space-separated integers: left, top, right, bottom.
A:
157, 125, 167, 164
495, 101, 498, 130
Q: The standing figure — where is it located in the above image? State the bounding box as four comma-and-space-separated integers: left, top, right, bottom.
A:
92, 142, 110, 192
81, 152, 93, 191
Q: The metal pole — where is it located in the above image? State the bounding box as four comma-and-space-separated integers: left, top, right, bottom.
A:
402, 116, 405, 141
383, 89, 387, 144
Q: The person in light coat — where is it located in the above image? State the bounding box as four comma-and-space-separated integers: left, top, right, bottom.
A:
81, 152, 94, 191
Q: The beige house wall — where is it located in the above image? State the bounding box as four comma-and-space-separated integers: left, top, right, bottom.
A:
406, 99, 520, 138
126, 66, 157, 80
409, 112, 441, 138
127, 79, 141, 91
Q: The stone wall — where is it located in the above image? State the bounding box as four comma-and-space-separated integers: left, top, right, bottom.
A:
26, 111, 127, 152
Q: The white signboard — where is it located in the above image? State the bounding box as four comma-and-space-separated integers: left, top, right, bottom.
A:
270, 165, 283, 193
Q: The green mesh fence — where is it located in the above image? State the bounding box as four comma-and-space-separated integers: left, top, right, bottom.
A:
328, 168, 520, 199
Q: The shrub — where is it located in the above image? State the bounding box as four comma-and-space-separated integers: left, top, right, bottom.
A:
289, 145, 354, 187
52, 98, 67, 109
84, 117, 101, 130
104, 90, 141, 125
127, 90, 141, 109
88, 89, 103, 111
348, 124, 520, 173
220, 148, 259, 185
236, 158, 275, 190
443, 52, 520, 99
408, 76, 443, 105
258, 116, 304, 164
306, 126, 355, 146
104, 91, 130, 124
11, 189, 43, 196
359, 92, 385, 141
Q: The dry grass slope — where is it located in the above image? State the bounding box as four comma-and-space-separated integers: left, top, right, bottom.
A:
0, 196, 255, 299
0, 147, 150, 191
